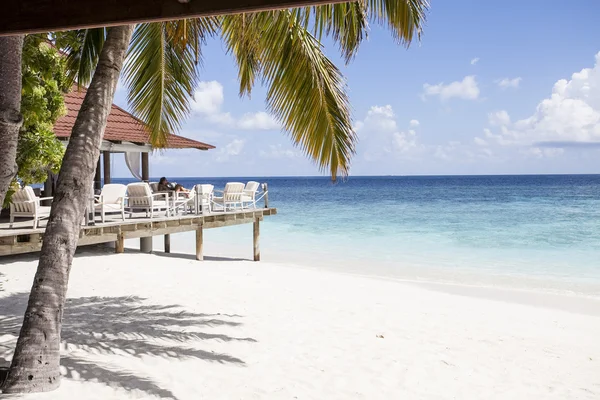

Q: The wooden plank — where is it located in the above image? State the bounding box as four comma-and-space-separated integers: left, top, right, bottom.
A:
0, 0, 343, 36
0, 208, 277, 257
164, 234, 171, 253
78, 234, 118, 246
0, 236, 16, 245
195, 226, 203, 261
253, 218, 260, 262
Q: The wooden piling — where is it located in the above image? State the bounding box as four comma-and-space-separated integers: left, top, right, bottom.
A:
164, 234, 171, 253
262, 183, 269, 208
195, 226, 203, 261
115, 233, 124, 254
253, 217, 260, 261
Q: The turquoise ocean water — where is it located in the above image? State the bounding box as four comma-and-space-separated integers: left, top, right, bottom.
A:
114, 175, 600, 296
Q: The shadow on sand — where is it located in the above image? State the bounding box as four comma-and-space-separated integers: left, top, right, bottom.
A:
0, 293, 255, 399
0, 245, 253, 265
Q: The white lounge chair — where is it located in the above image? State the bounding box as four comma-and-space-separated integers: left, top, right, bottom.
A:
213, 182, 245, 212
149, 182, 159, 193
126, 182, 170, 218
194, 184, 214, 215
9, 186, 52, 229
242, 181, 260, 209
94, 184, 127, 223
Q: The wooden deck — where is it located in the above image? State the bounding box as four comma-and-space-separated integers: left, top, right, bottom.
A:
0, 208, 277, 259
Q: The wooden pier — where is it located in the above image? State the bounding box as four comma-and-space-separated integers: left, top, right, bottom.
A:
0, 208, 277, 260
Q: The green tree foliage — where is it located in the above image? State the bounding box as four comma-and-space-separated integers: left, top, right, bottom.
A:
17, 35, 69, 186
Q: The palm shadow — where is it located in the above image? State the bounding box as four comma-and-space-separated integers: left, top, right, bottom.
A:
0, 293, 255, 399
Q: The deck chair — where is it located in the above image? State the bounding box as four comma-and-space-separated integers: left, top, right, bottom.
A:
149, 182, 159, 193
9, 186, 52, 229
194, 184, 214, 215
94, 184, 127, 223
171, 189, 196, 215
242, 181, 260, 209
126, 182, 170, 218
213, 182, 245, 212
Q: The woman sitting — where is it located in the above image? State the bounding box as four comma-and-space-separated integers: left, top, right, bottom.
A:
157, 177, 190, 195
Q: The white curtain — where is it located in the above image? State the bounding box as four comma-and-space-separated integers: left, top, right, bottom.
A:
124, 152, 143, 181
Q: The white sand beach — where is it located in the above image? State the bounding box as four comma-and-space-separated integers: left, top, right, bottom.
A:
1, 247, 600, 400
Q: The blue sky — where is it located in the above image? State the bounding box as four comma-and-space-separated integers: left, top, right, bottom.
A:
112, 0, 600, 178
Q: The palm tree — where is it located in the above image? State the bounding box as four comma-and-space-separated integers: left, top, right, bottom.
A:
0, 35, 24, 207
2, 1, 428, 393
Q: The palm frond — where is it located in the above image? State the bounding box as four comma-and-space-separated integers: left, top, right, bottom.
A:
122, 20, 217, 147
224, 11, 356, 180
366, 0, 429, 44
300, 3, 369, 63
56, 28, 107, 87
221, 14, 262, 97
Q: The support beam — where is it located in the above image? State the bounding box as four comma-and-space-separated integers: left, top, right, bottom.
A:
253, 218, 260, 261
103, 151, 111, 184
196, 226, 203, 261
42, 173, 53, 207
262, 183, 269, 208
0, 0, 345, 37
94, 157, 102, 191
140, 152, 151, 252
141, 152, 149, 182
115, 233, 124, 254
164, 234, 171, 253
140, 236, 152, 253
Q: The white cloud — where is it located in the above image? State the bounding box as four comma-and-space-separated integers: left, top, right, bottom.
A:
191, 81, 280, 131
392, 130, 417, 153
482, 52, 600, 149
191, 81, 224, 114
474, 137, 487, 146
522, 147, 565, 158
259, 144, 301, 159
488, 110, 511, 126
409, 119, 420, 127
496, 77, 522, 89
224, 139, 245, 156
422, 76, 480, 101
238, 112, 280, 130
215, 138, 245, 163
470, 57, 480, 65
355, 105, 420, 159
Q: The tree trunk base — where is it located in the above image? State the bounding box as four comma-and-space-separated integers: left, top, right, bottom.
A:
1, 371, 60, 394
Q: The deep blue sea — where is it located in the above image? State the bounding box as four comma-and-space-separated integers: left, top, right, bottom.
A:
113, 175, 600, 295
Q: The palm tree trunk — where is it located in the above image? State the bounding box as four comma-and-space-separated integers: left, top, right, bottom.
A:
1, 25, 134, 394
0, 35, 24, 206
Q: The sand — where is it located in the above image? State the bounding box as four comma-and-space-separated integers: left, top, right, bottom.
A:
1, 248, 599, 399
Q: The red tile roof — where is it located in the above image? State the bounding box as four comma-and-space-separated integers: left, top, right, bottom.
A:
54, 87, 215, 151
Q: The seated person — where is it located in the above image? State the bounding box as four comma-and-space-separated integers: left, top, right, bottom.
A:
157, 177, 191, 196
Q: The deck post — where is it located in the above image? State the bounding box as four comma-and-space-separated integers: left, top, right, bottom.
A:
196, 225, 203, 261
115, 233, 125, 254
94, 157, 102, 191
103, 151, 111, 184
253, 217, 260, 261
164, 234, 171, 253
140, 152, 152, 251
42, 173, 53, 206
262, 183, 269, 208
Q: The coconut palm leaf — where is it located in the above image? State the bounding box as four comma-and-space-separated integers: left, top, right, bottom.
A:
223, 11, 355, 180
122, 19, 217, 147
298, 3, 369, 63
55, 28, 107, 87
366, 0, 428, 44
